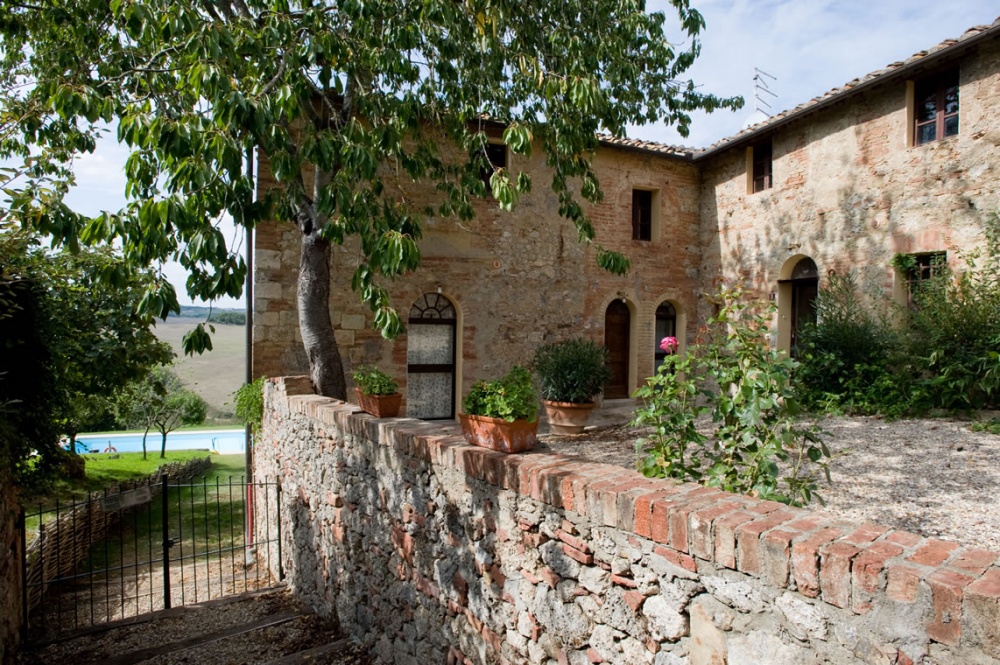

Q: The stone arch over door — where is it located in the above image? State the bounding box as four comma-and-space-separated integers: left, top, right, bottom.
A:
406, 292, 457, 419
777, 255, 819, 354
604, 299, 633, 399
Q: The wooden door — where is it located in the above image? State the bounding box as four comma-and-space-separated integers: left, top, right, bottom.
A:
604, 300, 630, 398
790, 279, 818, 355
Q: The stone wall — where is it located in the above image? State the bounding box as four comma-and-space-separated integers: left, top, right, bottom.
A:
253, 140, 702, 405
255, 376, 1000, 665
698, 38, 1000, 324
0, 476, 22, 665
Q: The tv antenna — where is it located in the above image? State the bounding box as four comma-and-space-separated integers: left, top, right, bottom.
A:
752, 68, 777, 117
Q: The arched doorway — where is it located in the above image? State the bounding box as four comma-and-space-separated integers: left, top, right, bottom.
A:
604, 300, 631, 398
406, 293, 457, 419
778, 257, 819, 354
654, 301, 677, 374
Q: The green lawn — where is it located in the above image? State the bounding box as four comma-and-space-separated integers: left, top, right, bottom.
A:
86, 454, 250, 571
21, 450, 220, 511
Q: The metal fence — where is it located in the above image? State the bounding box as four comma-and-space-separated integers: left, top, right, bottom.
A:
20, 475, 282, 642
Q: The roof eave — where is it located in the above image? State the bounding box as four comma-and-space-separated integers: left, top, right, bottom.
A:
694, 21, 1000, 161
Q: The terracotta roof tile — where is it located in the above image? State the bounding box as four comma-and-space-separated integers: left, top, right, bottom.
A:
695, 16, 1000, 156
593, 16, 1000, 160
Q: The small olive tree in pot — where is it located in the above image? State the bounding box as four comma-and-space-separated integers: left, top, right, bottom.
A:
533, 338, 612, 434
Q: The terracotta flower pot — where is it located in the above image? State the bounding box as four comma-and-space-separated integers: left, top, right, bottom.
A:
459, 413, 538, 454
542, 400, 596, 435
354, 388, 402, 418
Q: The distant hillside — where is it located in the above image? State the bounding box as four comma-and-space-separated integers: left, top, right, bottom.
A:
154, 318, 245, 425
176, 305, 246, 325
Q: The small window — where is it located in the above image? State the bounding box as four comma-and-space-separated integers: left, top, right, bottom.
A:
751, 140, 772, 193
901, 251, 947, 306
632, 189, 652, 241
914, 69, 959, 146
480, 142, 507, 195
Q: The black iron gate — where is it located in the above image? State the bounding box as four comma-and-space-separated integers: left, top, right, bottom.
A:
20, 475, 282, 642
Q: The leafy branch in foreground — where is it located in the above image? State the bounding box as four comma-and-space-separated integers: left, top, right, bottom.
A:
2, 0, 741, 400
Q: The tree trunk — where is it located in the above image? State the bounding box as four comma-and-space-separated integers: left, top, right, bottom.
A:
298, 229, 346, 399
160, 429, 167, 458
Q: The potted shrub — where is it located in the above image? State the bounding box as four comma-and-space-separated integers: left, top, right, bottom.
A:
352, 365, 402, 418
533, 338, 612, 434
459, 365, 539, 453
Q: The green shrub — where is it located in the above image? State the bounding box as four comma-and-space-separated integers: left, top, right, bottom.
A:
794, 273, 914, 417
234, 376, 267, 438
533, 337, 611, 403
796, 212, 1000, 416
352, 365, 399, 396
634, 282, 830, 506
903, 233, 1000, 410
462, 365, 538, 422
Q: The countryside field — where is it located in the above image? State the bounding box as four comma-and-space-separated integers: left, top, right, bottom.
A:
154, 317, 246, 424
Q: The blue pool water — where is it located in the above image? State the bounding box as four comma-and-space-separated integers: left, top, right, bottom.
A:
74, 429, 247, 455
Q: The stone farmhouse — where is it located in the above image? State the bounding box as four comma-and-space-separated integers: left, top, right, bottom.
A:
252, 17, 1000, 419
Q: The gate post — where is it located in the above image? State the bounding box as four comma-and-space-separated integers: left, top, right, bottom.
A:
161, 475, 171, 610
19, 507, 27, 641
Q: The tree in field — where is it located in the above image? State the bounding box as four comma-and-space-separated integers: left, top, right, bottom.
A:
117, 368, 208, 459
1, 0, 741, 399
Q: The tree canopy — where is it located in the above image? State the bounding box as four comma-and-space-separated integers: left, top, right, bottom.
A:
1, 0, 741, 398
116, 368, 208, 459
0, 225, 173, 483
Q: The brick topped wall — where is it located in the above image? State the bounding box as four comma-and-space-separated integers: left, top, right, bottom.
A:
255, 376, 1000, 665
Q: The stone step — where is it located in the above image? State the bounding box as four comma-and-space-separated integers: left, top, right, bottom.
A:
102, 610, 303, 665
261, 638, 354, 665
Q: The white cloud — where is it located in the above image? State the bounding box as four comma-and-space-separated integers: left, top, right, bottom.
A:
635, 0, 999, 147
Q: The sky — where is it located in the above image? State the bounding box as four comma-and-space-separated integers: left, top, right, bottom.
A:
60, 1, 999, 308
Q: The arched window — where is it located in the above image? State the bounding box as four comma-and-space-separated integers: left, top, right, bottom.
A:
654, 301, 677, 373
406, 293, 456, 419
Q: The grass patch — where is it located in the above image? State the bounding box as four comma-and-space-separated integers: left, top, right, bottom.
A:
88, 454, 250, 572
21, 450, 221, 511
970, 418, 1000, 435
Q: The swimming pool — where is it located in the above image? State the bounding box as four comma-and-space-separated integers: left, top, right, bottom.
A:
74, 429, 247, 455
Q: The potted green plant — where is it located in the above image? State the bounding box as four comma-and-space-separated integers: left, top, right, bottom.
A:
352, 365, 402, 418
533, 338, 612, 434
459, 365, 539, 453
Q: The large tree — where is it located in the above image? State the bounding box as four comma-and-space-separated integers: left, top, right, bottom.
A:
0, 225, 173, 477
1, 0, 740, 399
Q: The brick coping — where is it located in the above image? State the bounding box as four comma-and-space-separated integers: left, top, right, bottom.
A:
271, 376, 1000, 653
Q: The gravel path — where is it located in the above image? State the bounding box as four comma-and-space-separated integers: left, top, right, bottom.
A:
539, 413, 1000, 552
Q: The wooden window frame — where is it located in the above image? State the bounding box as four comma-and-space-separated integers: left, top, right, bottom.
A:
632, 189, 653, 241
913, 69, 959, 146
751, 140, 773, 193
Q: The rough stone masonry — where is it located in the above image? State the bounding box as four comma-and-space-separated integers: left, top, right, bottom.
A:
254, 377, 1000, 665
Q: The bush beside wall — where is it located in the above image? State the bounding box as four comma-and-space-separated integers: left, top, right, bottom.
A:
256, 376, 1000, 665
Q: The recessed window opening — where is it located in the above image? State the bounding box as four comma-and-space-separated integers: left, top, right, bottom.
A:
632, 189, 653, 241
914, 69, 959, 145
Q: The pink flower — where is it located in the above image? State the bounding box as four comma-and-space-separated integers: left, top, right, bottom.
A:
659, 336, 679, 354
